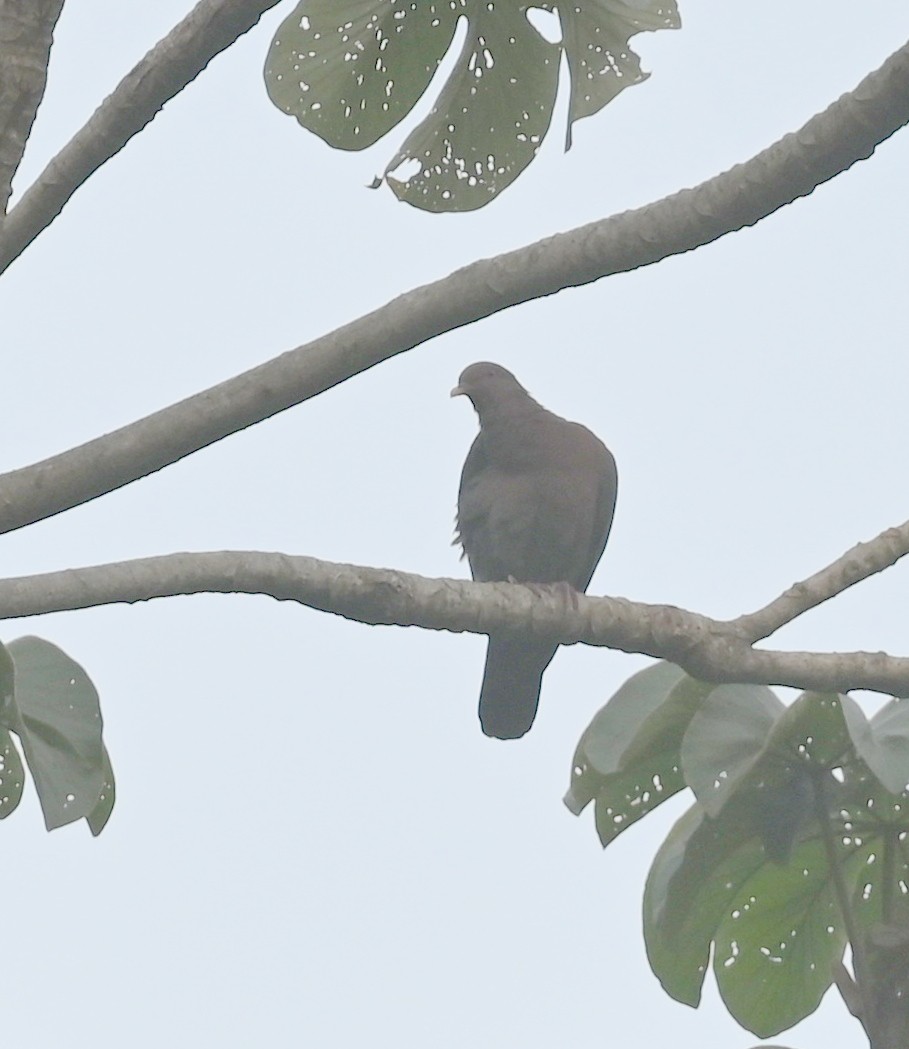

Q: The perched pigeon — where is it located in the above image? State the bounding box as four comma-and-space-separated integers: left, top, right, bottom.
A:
452, 362, 618, 739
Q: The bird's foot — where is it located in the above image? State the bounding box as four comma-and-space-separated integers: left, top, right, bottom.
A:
510, 578, 581, 610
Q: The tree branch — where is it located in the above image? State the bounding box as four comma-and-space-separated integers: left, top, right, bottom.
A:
733, 520, 909, 642
0, 0, 66, 214
0, 0, 281, 270
1, 550, 908, 698
1, 39, 908, 535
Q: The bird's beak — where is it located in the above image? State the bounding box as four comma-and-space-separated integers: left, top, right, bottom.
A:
450, 384, 466, 398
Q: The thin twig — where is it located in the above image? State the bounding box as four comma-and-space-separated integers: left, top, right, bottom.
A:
733, 520, 909, 643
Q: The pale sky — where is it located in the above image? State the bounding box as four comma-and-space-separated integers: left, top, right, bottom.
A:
3, 3, 909, 1047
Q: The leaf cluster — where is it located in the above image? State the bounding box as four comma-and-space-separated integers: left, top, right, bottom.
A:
0, 637, 114, 835
566, 663, 909, 1040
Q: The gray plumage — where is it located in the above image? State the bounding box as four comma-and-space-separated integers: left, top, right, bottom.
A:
452, 362, 618, 739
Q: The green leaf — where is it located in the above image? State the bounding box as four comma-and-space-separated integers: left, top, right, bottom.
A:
381, 5, 559, 211
713, 756, 909, 1037
681, 683, 784, 817
712, 837, 852, 1038
6, 636, 111, 832
644, 690, 904, 1037
843, 696, 909, 795
748, 692, 858, 862
264, 0, 680, 210
0, 642, 25, 819
0, 639, 13, 701
565, 663, 698, 846
618, 674, 713, 769
644, 789, 772, 1007
840, 767, 909, 933
86, 744, 116, 837
0, 726, 25, 819
568, 661, 685, 784
770, 691, 858, 769
751, 765, 816, 865
561, 0, 680, 147
265, 0, 461, 151
644, 791, 854, 1032
644, 805, 718, 1006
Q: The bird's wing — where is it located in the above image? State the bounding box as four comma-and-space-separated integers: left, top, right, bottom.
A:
575, 442, 619, 592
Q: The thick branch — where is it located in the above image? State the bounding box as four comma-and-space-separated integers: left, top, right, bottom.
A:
1, 551, 909, 697
0, 0, 65, 214
0, 0, 281, 269
733, 520, 909, 642
1, 39, 908, 535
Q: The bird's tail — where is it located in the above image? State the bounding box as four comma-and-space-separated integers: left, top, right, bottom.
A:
478, 637, 559, 740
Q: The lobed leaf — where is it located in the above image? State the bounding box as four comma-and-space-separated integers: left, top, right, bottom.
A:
264, 0, 680, 209
645, 689, 909, 1037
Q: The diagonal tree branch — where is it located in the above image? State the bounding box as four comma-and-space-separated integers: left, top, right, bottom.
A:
0, 0, 65, 214
1, 549, 908, 698
0, 0, 281, 270
1, 39, 908, 536
733, 520, 909, 643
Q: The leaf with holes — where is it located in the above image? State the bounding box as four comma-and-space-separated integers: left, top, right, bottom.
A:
715, 753, 909, 1037
264, 0, 680, 211
748, 692, 859, 861
265, 0, 462, 150
381, 2, 559, 210
565, 661, 684, 809
644, 786, 859, 1032
0, 641, 25, 822
770, 691, 858, 769
712, 837, 857, 1038
5, 636, 112, 832
566, 665, 712, 846
87, 743, 116, 837
0, 727, 25, 819
645, 787, 779, 1008
840, 766, 909, 933
561, 0, 680, 147
842, 695, 909, 795
0, 641, 25, 819
644, 690, 909, 1037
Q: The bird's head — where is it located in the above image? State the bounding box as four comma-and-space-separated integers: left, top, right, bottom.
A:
451, 362, 528, 417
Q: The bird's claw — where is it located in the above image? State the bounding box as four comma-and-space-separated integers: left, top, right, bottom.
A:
513, 578, 580, 610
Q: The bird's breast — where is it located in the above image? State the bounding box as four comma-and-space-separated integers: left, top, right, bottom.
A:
462, 467, 600, 587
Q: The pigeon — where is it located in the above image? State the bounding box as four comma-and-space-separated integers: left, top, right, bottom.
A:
452, 362, 618, 739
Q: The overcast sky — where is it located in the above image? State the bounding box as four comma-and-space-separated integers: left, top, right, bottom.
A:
3, 2, 909, 1047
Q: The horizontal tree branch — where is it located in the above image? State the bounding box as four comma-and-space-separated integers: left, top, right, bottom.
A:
0, 0, 281, 270
0, 0, 66, 214
733, 519, 909, 642
1, 38, 908, 535
1, 550, 908, 698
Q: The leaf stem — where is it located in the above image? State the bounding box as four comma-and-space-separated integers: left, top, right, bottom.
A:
811, 769, 871, 1038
